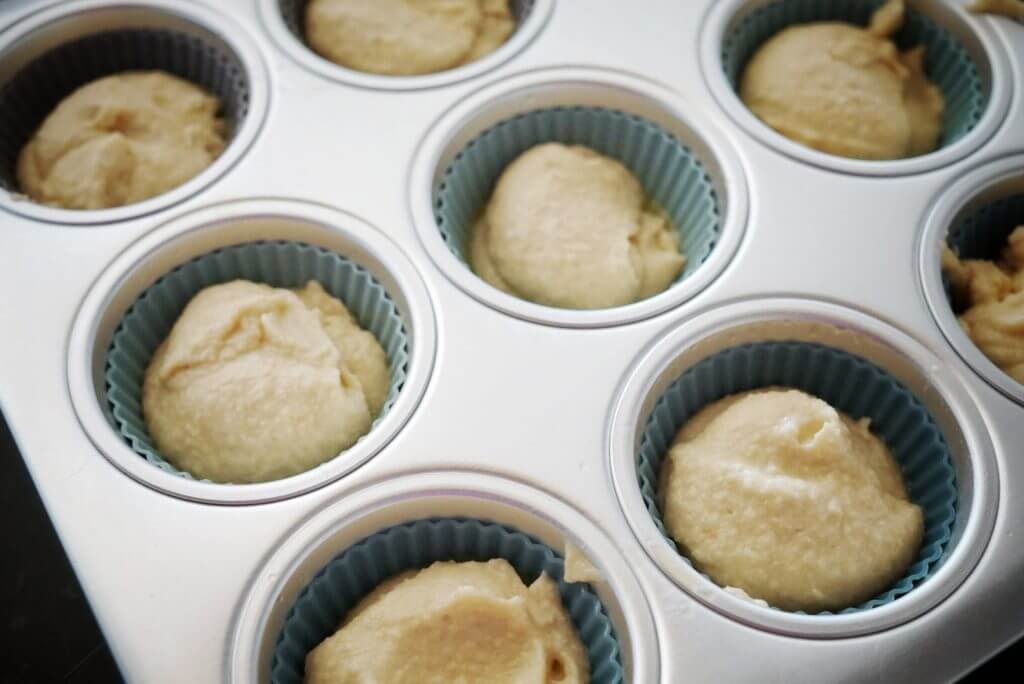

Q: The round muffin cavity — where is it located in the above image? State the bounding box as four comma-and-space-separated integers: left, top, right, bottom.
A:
306, 559, 588, 683
271, 518, 624, 684
719, 0, 986, 161
105, 240, 410, 486
17, 71, 225, 210
0, 26, 251, 209
470, 142, 685, 309
636, 340, 957, 615
739, 0, 944, 160
660, 388, 923, 612
141, 280, 388, 483
942, 197, 1024, 385
305, 0, 516, 75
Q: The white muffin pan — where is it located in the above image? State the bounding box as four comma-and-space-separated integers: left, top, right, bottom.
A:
1, 0, 1023, 681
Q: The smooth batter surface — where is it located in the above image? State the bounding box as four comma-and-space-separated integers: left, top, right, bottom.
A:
17, 71, 225, 210
943, 227, 1024, 383
740, 0, 945, 160
470, 143, 686, 309
306, 560, 589, 684
660, 388, 923, 612
142, 280, 388, 483
305, 0, 515, 76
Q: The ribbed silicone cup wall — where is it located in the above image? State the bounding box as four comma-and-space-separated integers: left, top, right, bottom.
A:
0, 27, 250, 193
946, 195, 1024, 261
277, 0, 535, 54
104, 241, 409, 483
435, 106, 721, 294
943, 194, 1024, 315
636, 341, 958, 614
271, 518, 624, 684
721, 0, 985, 151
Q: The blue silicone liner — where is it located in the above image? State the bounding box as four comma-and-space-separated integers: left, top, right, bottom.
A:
636, 340, 958, 615
0, 27, 250, 194
104, 240, 409, 483
435, 106, 720, 296
946, 195, 1024, 261
942, 195, 1024, 308
271, 517, 624, 684
721, 0, 986, 151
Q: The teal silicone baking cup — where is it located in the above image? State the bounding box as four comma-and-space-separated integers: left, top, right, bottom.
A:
270, 517, 624, 684
943, 193, 1024, 325
945, 195, 1024, 262
721, 0, 986, 151
104, 240, 409, 483
435, 106, 720, 297
636, 340, 958, 615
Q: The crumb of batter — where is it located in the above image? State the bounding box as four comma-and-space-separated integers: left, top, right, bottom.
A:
943, 227, 1024, 383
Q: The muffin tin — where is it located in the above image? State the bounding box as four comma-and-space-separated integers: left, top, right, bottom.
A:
1, 0, 1022, 681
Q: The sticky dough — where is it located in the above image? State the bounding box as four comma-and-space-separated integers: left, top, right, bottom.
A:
306, 560, 589, 684
739, 0, 945, 160
142, 280, 389, 483
943, 227, 1024, 383
470, 143, 686, 309
305, 0, 515, 76
17, 71, 225, 210
660, 388, 923, 612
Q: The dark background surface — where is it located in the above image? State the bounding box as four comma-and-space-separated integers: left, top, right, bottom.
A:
0, 410, 1016, 683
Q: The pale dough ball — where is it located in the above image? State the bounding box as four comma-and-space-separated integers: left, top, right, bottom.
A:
306, 559, 589, 684
142, 280, 389, 483
739, 0, 945, 160
17, 71, 225, 210
305, 0, 515, 76
660, 388, 924, 612
943, 226, 1024, 383
470, 143, 686, 309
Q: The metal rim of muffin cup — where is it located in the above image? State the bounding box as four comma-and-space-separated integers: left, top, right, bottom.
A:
408, 66, 750, 329
257, 0, 553, 90
699, 0, 1013, 177
608, 297, 999, 638
226, 470, 660, 683
0, 0, 271, 225
920, 153, 1024, 407
66, 198, 437, 505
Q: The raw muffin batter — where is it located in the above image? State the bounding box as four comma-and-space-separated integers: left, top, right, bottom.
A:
740, 0, 945, 160
142, 280, 388, 483
305, 0, 515, 76
306, 559, 589, 684
969, 0, 1024, 19
943, 226, 1024, 383
17, 71, 225, 210
470, 143, 686, 309
660, 388, 923, 612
